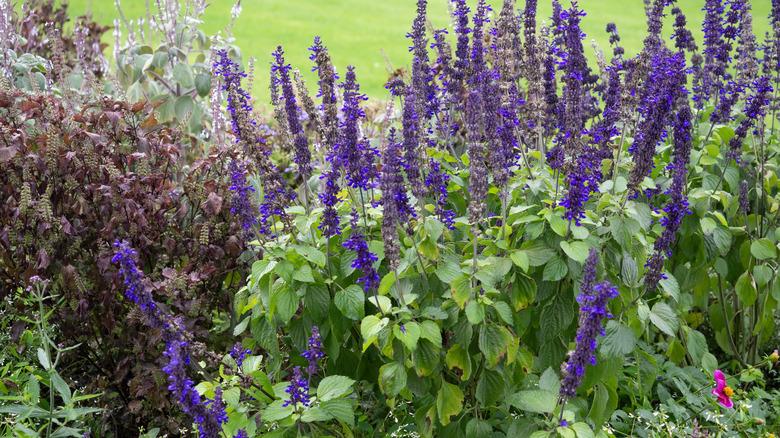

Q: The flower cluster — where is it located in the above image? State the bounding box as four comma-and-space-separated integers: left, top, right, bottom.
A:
283, 366, 311, 408
332, 66, 378, 191
381, 129, 416, 270
228, 160, 257, 232
112, 241, 227, 437
560, 249, 619, 401
230, 343, 252, 367
425, 159, 456, 230
727, 76, 772, 161
628, 49, 686, 194
301, 325, 325, 376
272, 46, 312, 178
644, 98, 693, 293
343, 217, 380, 293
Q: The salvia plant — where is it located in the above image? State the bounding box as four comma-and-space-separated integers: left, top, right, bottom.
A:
1, 0, 780, 437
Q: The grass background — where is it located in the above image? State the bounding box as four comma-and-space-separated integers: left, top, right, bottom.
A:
65, 0, 772, 102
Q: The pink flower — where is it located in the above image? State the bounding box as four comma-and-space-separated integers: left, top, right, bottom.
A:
712, 369, 734, 409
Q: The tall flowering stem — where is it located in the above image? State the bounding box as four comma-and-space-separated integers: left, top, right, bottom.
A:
228, 160, 258, 232
408, 0, 437, 120
424, 159, 455, 230
272, 46, 312, 180
644, 98, 693, 293
628, 49, 686, 195
213, 50, 294, 236
112, 241, 227, 438
381, 129, 416, 271
726, 76, 772, 161
301, 326, 325, 377
283, 366, 310, 409
560, 249, 618, 402
309, 37, 339, 151
334, 66, 378, 191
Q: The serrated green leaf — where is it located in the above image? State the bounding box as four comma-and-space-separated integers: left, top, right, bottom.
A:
507, 389, 557, 414
317, 375, 355, 401
393, 321, 421, 351
543, 255, 568, 281
436, 381, 464, 425
320, 398, 354, 427
649, 302, 679, 336
560, 241, 590, 263
378, 362, 406, 396
445, 344, 472, 381
601, 321, 637, 357
335, 286, 364, 320
262, 400, 294, 422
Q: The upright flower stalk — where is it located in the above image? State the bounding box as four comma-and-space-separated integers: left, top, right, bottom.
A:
560, 249, 619, 402
272, 46, 312, 180
112, 241, 227, 438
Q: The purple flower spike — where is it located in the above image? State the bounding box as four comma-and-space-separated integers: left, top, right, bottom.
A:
560, 250, 618, 401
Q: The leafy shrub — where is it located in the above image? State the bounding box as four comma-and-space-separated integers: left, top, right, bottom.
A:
2, 0, 780, 436
0, 72, 246, 433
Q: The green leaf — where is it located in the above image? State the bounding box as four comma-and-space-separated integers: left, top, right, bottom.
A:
378, 362, 406, 396
419, 320, 442, 348
50, 373, 71, 405
445, 344, 472, 381
543, 255, 568, 281
411, 339, 440, 376
451, 274, 471, 309
466, 418, 493, 438
539, 368, 561, 394
659, 273, 680, 302
174, 95, 194, 121
540, 292, 575, 341
37, 348, 51, 370
685, 328, 709, 366
300, 406, 334, 422
465, 301, 485, 324
521, 241, 555, 266
510, 250, 530, 272
320, 398, 354, 427
509, 274, 536, 311
262, 400, 294, 422
317, 375, 355, 401
270, 286, 298, 324
292, 244, 327, 267
649, 302, 679, 336
507, 389, 557, 414
335, 285, 364, 320
394, 321, 421, 351
600, 321, 637, 357
493, 301, 514, 324
305, 286, 330, 322
571, 422, 595, 438
735, 272, 757, 307
194, 72, 211, 97
360, 315, 389, 351
560, 241, 590, 263
476, 369, 505, 406
378, 271, 397, 295
436, 381, 464, 425
751, 239, 777, 260
479, 324, 510, 368
587, 384, 610, 428
293, 264, 314, 283
436, 254, 462, 283
547, 213, 568, 236
702, 352, 718, 373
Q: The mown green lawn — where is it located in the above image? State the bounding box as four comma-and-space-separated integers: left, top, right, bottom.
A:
67, 0, 771, 102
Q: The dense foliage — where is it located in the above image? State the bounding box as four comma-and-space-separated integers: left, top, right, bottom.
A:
2, 0, 780, 437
